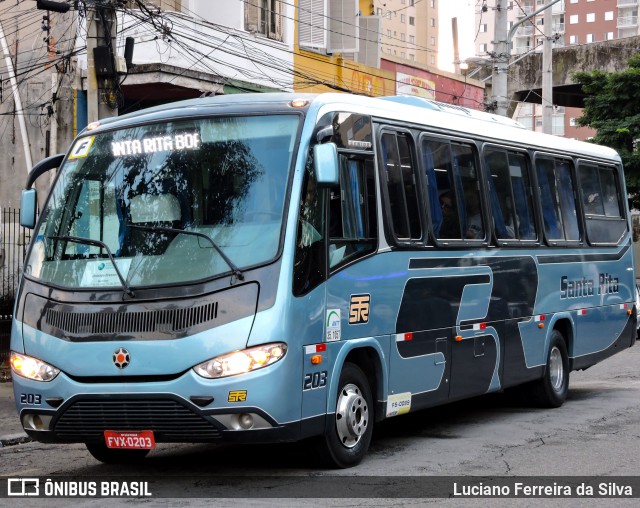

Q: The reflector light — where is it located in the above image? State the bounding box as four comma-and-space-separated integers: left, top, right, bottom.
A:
290, 99, 308, 108
305, 344, 326, 354
86, 121, 100, 131
311, 355, 323, 365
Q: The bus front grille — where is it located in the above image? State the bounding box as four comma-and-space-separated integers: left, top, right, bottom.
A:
51, 398, 222, 442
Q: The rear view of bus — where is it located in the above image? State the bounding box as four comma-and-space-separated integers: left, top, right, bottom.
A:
10, 95, 313, 464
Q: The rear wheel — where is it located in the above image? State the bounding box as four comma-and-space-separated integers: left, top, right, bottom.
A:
315, 362, 374, 468
526, 330, 569, 408
85, 441, 150, 464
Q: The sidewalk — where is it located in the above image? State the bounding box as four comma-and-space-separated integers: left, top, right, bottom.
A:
0, 379, 31, 447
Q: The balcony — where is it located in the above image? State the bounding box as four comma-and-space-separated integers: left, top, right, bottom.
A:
514, 25, 534, 37
516, 4, 534, 17
553, 23, 565, 33
617, 0, 638, 7
617, 15, 638, 27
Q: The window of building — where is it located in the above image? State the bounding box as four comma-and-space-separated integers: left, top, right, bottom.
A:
430, 0, 434, 7
479, 43, 488, 52
570, 0, 578, 3
401, 14, 406, 23
586, 13, 595, 23
387, 29, 392, 38
570, 14, 578, 24
244, 0, 282, 41
569, 35, 578, 44
569, 117, 576, 126
480, 23, 487, 32
409, 35, 415, 44
401, 33, 406, 41
409, 16, 415, 25
605, 11, 613, 21
586, 33, 594, 43
377, 8, 382, 15
409, 54, 415, 61
606, 31, 614, 40
430, 55, 435, 64
431, 36, 436, 45
430, 18, 435, 27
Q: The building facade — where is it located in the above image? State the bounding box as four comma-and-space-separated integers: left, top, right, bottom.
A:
474, 0, 640, 140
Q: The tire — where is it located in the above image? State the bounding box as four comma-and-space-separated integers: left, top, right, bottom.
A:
86, 441, 150, 464
315, 362, 374, 468
526, 330, 570, 408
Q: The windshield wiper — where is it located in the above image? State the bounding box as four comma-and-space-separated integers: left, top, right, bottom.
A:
48, 235, 135, 298
127, 224, 245, 281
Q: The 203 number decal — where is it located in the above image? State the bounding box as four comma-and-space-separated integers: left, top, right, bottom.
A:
20, 393, 42, 405
303, 371, 328, 390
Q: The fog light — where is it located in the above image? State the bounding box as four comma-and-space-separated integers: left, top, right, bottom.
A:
22, 413, 52, 431
238, 413, 254, 430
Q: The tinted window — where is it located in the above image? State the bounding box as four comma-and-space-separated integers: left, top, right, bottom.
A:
381, 132, 422, 241
422, 137, 484, 241
484, 148, 537, 241
536, 157, 580, 242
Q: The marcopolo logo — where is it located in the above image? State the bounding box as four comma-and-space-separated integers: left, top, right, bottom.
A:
113, 347, 131, 369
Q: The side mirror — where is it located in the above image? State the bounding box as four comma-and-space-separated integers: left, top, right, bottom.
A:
20, 188, 37, 229
314, 143, 339, 187
20, 153, 65, 229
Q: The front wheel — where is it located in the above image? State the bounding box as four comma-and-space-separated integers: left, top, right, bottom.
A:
315, 362, 374, 468
526, 330, 570, 408
85, 441, 150, 464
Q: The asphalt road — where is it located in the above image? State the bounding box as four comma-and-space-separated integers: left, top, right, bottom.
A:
1, 343, 640, 506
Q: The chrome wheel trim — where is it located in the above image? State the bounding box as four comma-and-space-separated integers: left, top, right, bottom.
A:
335, 383, 369, 448
549, 346, 564, 392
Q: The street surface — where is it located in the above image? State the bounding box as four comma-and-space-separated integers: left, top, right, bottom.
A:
1, 343, 640, 506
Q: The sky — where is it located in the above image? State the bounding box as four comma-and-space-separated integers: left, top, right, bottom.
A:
438, 0, 477, 72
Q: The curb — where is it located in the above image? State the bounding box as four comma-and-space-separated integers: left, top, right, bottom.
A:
0, 433, 31, 448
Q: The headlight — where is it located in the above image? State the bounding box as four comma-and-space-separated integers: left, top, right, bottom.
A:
10, 352, 60, 382
193, 343, 287, 379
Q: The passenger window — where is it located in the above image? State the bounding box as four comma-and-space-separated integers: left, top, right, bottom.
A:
484, 149, 537, 241
578, 163, 627, 245
328, 156, 377, 270
536, 157, 580, 243
293, 158, 326, 296
381, 132, 422, 241
422, 137, 484, 241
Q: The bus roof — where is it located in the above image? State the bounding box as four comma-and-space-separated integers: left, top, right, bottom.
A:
85, 92, 620, 163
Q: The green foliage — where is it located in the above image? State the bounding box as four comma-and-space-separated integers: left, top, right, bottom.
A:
572, 56, 640, 208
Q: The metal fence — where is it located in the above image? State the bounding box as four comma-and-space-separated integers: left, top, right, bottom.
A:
1, 208, 31, 365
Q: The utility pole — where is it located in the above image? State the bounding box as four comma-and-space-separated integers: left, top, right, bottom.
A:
0, 20, 32, 172
542, 1, 553, 134
492, 0, 562, 118
86, 1, 118, 122
491, 0, 509, 116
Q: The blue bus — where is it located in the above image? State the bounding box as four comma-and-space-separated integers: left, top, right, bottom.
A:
11, 93, 636, 467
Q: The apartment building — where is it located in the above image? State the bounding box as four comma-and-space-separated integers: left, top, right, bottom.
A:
473, 1, 636, 140
372, 0, 439, 67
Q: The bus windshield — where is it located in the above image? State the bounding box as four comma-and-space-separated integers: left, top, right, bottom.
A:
25, 114, 300, 289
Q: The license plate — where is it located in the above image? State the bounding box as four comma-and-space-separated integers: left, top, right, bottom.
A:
104, 430, 156, 450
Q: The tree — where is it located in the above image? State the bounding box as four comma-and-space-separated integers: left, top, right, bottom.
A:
573, 54, 640, 209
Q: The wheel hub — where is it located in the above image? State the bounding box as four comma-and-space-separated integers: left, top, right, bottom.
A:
549, 346, 564, 392
335, 383, 369, 448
